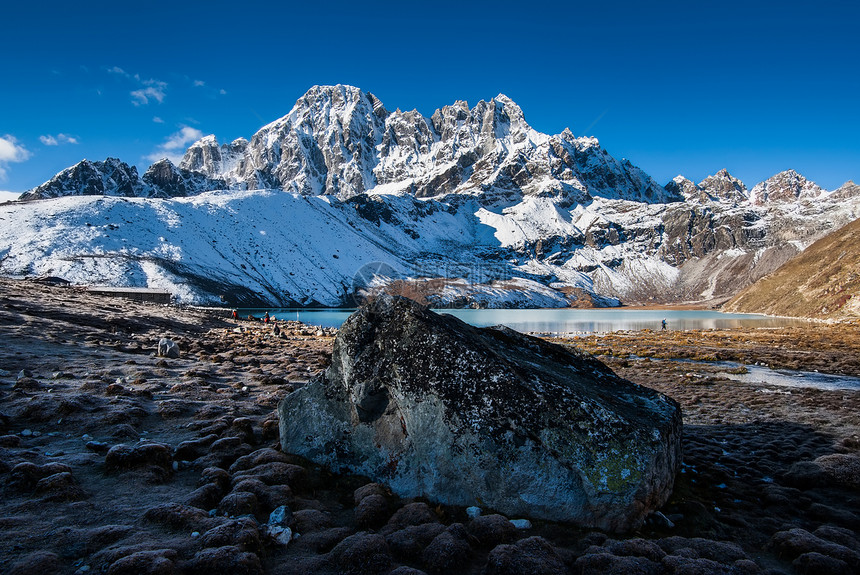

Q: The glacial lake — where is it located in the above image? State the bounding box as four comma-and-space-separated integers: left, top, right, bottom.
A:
248, 308, 807, 335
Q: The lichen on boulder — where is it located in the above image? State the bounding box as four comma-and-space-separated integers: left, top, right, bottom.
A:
278, 296, 682, 532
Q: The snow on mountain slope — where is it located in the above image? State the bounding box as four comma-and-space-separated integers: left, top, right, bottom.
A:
0, 189, 596, 307
8, 85, 860, 308
19, 158, 159, 200
0, 191, 405, 305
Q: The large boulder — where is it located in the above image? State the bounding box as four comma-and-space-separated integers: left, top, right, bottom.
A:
278, 296, 681, 532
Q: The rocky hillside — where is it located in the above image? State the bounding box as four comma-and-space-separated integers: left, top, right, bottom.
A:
724, 217, 860, 319
4, 85, 860, 307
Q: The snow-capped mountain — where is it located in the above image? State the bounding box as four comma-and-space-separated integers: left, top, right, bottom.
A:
4, 85, 859, 308
19, 158, 160, 200
748, 169, 825, 205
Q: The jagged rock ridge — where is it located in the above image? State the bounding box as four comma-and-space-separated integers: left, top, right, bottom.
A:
20, 85, 676, 205
5, 85, 860, 307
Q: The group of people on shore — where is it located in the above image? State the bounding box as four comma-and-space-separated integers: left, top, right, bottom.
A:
231, 309, 275, 323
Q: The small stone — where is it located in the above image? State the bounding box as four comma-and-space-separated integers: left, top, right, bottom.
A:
86, 441, 111, 453
467, 514, 517, 548
421, 525, 472, 574
466, 506, 482, 519
387, 502, 440, 529
21, 429, 33, 437
82, 434, 93, 441
510, 519, 532, 530
217, 492, 259, 517
385, 523, 447, 561
647, 510, 675, 528
267, 525, 293, 546
485, 536, 567, 575
199, 517, 262, 553
105, 549, 177, 575
792, 551, 851, 575
157, 338, 180, 359
353, 482, 389, 505
268, 505, 294, 527
355, 493, 389, 529
183, 545, 262, 575
328, 532, 392, 575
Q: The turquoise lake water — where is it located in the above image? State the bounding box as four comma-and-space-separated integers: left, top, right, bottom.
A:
246, 307, 807, 334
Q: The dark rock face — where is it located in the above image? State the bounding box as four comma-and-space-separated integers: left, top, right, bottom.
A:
279, 296, 682, 532
19, 158, 153, 200
142, 159, 226, 197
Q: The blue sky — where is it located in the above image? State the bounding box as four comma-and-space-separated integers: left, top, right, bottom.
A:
1, 0, 858, 198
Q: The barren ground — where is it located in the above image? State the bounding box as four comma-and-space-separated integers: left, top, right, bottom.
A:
1, 278, 858, 575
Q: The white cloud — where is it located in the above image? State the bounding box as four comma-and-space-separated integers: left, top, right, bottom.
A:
131, 79, 168, 106
153, 116, 164, 124
39, 133, 79, 146
0, 135, 31, 181
144, 125, 205, 164
193, 79, 205, 87
219, 89, 227, 95
0, 190, 21, 202
108, 66, 168, 106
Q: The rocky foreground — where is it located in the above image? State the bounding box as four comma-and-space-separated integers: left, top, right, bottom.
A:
1, 278, 859, 575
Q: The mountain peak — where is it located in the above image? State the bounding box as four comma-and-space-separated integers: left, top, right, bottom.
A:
749, 170, 824, 205
698, 169, 747, 203
19, 157, 150, 201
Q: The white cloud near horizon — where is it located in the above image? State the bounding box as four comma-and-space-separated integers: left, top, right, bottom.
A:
40, 133, 79, 146
144, 126, 205, 164
0, 135, 31, 181
0, 190, 21, 202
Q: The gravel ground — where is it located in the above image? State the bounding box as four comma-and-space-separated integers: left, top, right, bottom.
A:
1, 278, 858, 575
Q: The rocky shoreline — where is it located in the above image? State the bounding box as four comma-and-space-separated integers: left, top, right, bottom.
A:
1, 278, 858, 574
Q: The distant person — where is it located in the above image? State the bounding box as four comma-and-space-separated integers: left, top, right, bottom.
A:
231, 309, 238, 320
273, 323, 281, 336
661, 318, 667, 330
264, 311, 270, 324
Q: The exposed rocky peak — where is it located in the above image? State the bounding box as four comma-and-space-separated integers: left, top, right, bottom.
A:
665, 175, 712, 203
831, 180, 860, 200
555, 138, 678, 203
19, 158, 153, 201
24, 85, 681, 206
179, 135, 248, 183
430, 100, 472, 141
241, 84, 388, 197
698, 169, 748, 203
749, 169, 825, 205
142, 158, 227, 198
473, 94, 531, 149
